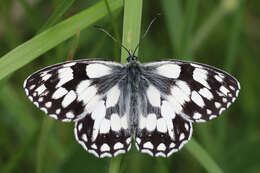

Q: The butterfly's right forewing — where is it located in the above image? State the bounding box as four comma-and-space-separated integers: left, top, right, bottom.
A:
24, 59, 133, 157
24, 59, 122, 122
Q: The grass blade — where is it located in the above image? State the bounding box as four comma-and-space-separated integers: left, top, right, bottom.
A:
216, 0, 244, 157
38, 0, 76, 33
180, 0, 199, 58
36, 118, 55, 173
121, 0, 143, 62
0, 0, 123, 81
186, 139, 223, 173
104, 0, 121, 61
161, 0, 183, 56
191, 0, 239, 53
224, 0, 244, 71
108, 155, 123, 173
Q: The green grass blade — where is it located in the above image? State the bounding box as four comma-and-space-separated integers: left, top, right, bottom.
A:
161, 0, 183, 56
104, 0, 121, 61
191, 0, 239, 53
186, 139, 224, 173
0, 0, 123, 81
38, 0, 76, 33
108, 155, 123, 173
121, 0, 143, 62
224, 0, 244, 71
36, 118, 55, 173
180, 0, 199, 58
216, 0, 244, 157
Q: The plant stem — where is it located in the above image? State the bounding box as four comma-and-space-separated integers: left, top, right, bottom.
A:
121, 0, 143, 63
186, 139, 224, 173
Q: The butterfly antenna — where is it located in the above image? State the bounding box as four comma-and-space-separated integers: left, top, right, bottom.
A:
133, 14, 160, 56
92, 25, 131, 56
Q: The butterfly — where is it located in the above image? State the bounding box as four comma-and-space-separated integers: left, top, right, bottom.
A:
23, 50, 240, 158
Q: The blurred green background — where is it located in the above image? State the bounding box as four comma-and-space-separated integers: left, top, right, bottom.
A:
0, 0, 259, 173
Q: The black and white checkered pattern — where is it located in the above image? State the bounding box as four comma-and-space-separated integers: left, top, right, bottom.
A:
24, 58, 240, 157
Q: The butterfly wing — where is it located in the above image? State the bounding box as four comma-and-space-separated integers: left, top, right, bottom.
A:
142, 60, 240, 122
24, 59, 123, 122
134, 78, 193, 157
24, 59, 132, 157
74, 110, 131, 158
134, 60, 240, 157
73, 69, 132, 157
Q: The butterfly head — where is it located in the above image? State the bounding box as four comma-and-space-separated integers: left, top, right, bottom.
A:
127, 50, 138, 63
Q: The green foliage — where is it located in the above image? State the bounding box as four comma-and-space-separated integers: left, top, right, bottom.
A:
0, 0, 259, 173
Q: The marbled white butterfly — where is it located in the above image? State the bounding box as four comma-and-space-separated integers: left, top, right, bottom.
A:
24, 51, 240, 158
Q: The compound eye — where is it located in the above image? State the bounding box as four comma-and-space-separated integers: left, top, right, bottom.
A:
127, 56, 137, 62
127, 56, 131, 62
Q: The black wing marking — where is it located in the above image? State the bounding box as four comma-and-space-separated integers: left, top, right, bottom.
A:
142, 60, 240, 122
23, 59, 123, 122
135, 114, 192, 157
134, 80, 192, 157
74, 98, 132, 158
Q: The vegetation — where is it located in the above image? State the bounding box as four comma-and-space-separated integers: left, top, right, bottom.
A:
0, 0, 259, 172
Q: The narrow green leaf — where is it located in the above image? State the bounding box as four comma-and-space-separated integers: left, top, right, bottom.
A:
38, 0, 76, 33
121, 0, 143, 62
180, 0, 199, 58
104, 0, 121, 61
216, 0, 244, 157
108, 155, 123, 173
186, 139, 224, 173
36, 118, 55, 173
191, 0, 238, 53
161, 0, 183, 56
224, 0, 244, 71
0, 0, 123, 81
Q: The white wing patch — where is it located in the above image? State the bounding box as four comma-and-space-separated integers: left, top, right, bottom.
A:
106, 85, 121, 108
157, 64, 181, 78
146, 85, 161, 107
24, 58, 240, 158
74, 101, 131, 157
86, 63, 111, 78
